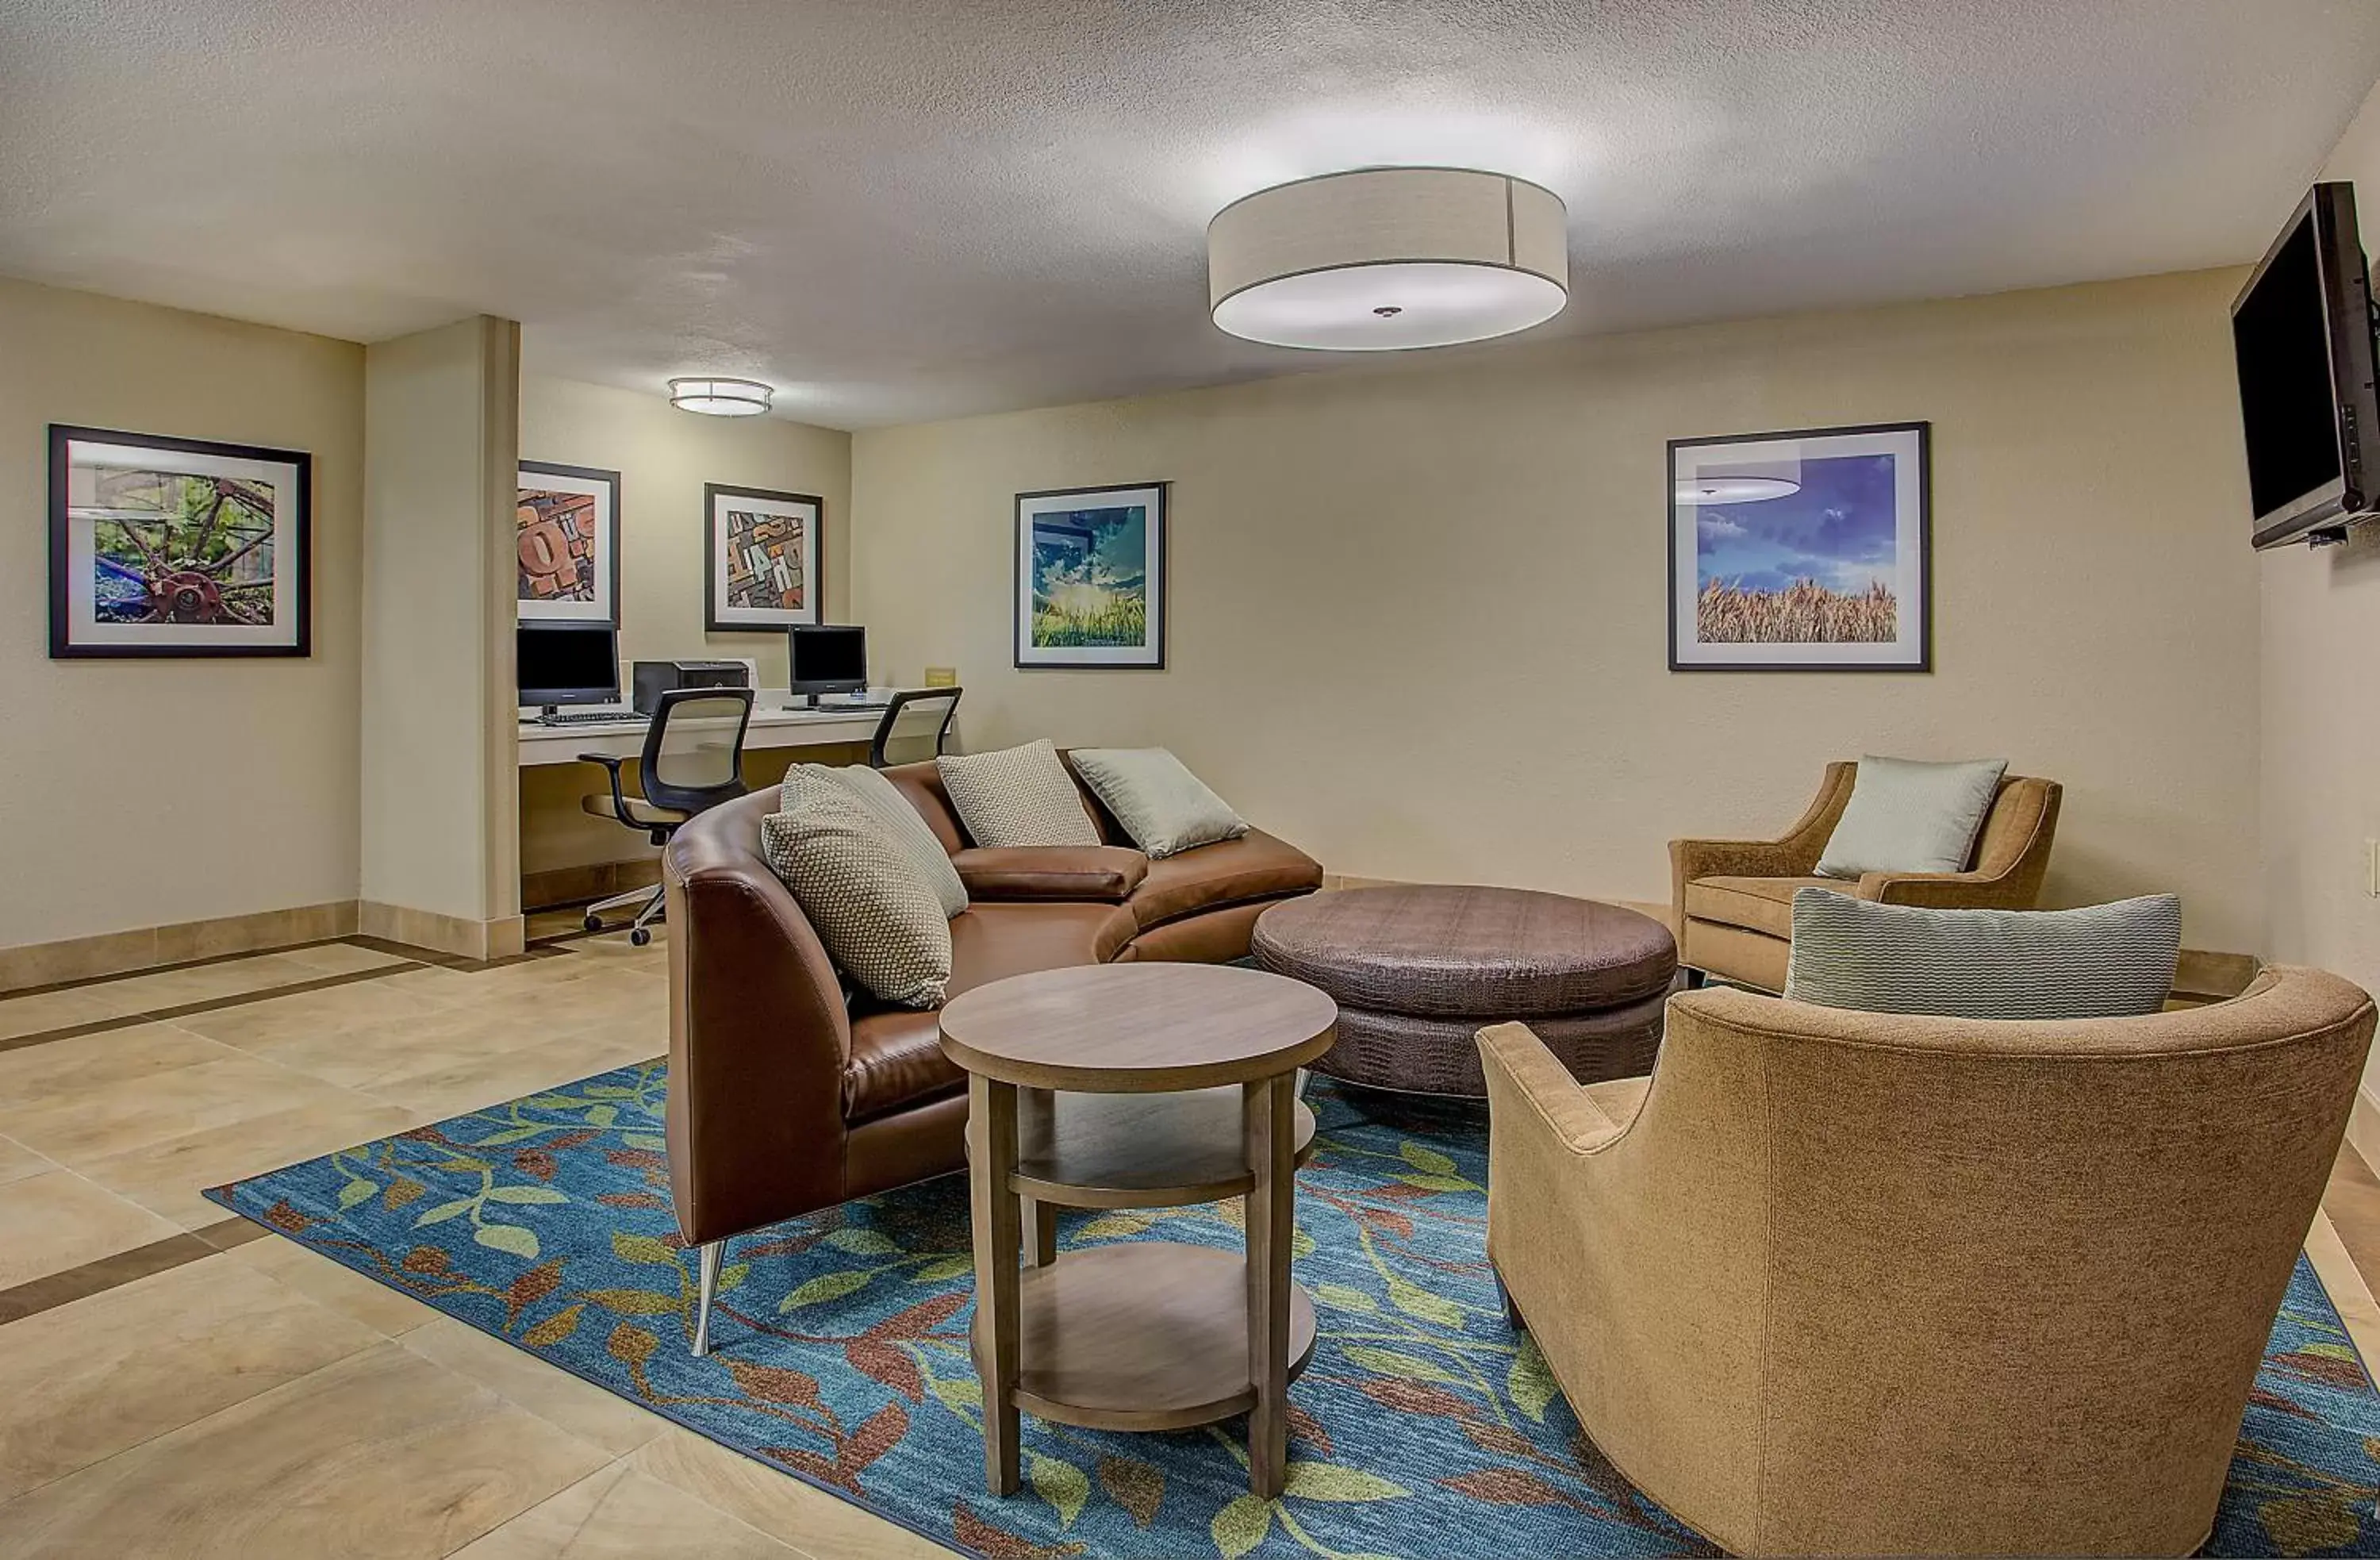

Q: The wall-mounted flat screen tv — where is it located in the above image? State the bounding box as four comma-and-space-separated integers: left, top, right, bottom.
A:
2232, 181, 2380, 549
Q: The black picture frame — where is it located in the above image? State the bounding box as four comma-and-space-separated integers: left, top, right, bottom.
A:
1666, 421, 1933, 673
1013, 481, 1169, 670
517, 459, 623, 627
702, 482, 824, 633
48, 423, 313, 659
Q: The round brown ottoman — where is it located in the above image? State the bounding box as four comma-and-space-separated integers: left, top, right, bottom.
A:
1252, 885, 1678, 1097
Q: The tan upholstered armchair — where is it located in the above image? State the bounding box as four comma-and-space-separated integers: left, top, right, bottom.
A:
1476, 966, 2375, 1557
1670, 762, 2061, 991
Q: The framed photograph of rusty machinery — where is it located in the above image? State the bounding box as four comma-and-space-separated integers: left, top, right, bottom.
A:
48, 424, 313, 659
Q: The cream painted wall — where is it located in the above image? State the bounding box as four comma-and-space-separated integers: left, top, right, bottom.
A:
854, 270, 2264, 950
0, 277, 363, 950
2261, 79, 2380, 1085
360, 317, 521, 949
516, 375, 850, 878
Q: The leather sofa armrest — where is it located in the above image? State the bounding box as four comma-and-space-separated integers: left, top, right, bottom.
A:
953, 846, 1150, 903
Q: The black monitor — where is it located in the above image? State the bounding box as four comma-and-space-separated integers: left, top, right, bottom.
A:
789, 624, 867, 706
517, 622, 620, 712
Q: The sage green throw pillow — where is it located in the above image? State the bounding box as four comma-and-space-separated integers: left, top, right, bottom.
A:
1817, 755, 2008, 878
1068, 747, 1248, 859
761, 767, 953, 1009
1784, 890, 2182, 1020
796, 763, 969, 918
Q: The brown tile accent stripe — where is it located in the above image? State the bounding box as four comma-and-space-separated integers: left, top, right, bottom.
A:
1, 936, 391, 1001
0, 1216, 270, 1326
0, 959, 435, 1056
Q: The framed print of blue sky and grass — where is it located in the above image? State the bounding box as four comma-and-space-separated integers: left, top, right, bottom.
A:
1668, 421, 1931, 672
1014, 482, 1166, 669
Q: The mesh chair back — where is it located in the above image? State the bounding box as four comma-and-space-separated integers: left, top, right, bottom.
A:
868, 687, 963, 768
639, 689, 754, 815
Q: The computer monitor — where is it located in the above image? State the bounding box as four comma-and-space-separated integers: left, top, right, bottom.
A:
789, 624, 867, 706
517, 622, 620, 713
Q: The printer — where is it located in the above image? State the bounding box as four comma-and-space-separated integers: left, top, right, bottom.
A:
631, 659, 751, 715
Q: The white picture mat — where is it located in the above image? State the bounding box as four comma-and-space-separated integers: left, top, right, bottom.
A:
517, 467, 616, 623
1015, 485, 1165, 666
710, 490, 820, 627
64, 437, 301, 647
1670, 427, 1925, 667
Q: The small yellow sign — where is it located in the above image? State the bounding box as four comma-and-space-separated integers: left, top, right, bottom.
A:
923, 666, 958, 688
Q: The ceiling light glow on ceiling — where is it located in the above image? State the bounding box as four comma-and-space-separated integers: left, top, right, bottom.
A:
1207, 167, 1568, 352
1674, 475, 1802, 505
668, 377, 773, 417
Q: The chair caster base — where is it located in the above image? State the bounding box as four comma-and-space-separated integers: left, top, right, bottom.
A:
629, 928, 652, 947
582, 913, 605, 932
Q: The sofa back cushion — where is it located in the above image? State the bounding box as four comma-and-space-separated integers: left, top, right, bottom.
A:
1784, 889, 2182, 1020
762, 767, 954, 1009
1817, 755, 2008, 878
937, 740, 1104, 848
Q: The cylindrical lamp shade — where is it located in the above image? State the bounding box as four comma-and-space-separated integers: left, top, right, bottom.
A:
1208, 167, 1568, 351
668, 377, 773, 417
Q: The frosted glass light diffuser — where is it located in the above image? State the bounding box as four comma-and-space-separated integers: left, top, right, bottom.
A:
669, 377, 773, 416
1208, 167, 1568, 351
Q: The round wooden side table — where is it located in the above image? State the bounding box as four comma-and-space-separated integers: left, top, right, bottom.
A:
938, 961, 1338, 1500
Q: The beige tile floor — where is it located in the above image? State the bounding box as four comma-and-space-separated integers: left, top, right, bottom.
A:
0, 925, 925, 1558
0, 924, 2377, 1556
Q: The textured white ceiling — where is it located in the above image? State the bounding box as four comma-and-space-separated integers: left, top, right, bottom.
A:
4, 1, 2378, 428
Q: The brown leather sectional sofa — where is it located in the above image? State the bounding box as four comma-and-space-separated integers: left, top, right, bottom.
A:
662, 755, 1322, 1350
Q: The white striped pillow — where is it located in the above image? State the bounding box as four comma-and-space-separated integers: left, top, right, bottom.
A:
1784, 890, 2181, 1020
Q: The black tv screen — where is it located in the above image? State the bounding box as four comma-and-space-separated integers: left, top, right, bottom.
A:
2231, 182, 2380, 548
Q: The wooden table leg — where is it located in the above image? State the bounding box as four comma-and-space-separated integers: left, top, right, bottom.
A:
969, 1074, 1022, 1495
1242, 1071, 1296, 1499
1019, 1089, 1058, 1268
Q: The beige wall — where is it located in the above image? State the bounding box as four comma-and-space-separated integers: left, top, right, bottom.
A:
517, 375, 850, 879
2262, 80, 2380, 1086
361, 317, 523, 955
854, 269, 2264, 949
0, 277, 364, 951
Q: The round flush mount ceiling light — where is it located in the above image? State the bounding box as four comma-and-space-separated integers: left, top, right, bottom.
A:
1207, 167, 1568, 352
1674, 476, 1802, 505
668, 377, 773, 417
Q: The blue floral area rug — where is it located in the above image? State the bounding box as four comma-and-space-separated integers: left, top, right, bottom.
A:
208, 1064, 2380, 1558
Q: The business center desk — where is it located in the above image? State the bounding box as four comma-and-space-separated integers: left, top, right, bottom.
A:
515, 694, 952, 909
516, 699, 939, 766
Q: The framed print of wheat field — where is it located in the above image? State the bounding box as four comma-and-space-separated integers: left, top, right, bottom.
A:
1668, 421, 1931, 671
1014, 481, 1166, 669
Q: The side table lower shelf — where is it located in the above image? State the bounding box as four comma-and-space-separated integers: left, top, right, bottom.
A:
972, 1242, 1319, 1432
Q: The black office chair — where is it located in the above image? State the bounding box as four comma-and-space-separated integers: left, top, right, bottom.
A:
580, 687, 754, 945
867, 686, 963, 768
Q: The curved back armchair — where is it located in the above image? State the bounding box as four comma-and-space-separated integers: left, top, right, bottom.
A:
1671, 762, 2063, 992
1478, 966, 2374, 1556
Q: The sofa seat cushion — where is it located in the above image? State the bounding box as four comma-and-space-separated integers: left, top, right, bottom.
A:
1683, 875, 1849, 939
952, 847, 1149, 903
1126, 829, 1323, 931
843, 901, 1138, 1120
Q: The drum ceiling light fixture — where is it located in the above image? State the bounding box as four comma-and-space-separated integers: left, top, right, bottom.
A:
668, 377, 773, 417
1207, 166, 1569, 352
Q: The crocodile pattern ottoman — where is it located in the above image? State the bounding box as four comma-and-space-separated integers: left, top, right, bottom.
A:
1253, 884, 1679, 1097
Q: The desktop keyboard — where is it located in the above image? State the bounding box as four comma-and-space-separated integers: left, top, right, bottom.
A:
533, 710, 643, 727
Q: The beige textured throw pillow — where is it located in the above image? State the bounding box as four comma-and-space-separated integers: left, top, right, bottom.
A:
1816, 755, 2008, 878
762, 767, 953, 1009
1067, 747, 1246, 859
797, 763, 969, 918
935, 739, 1101, 848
